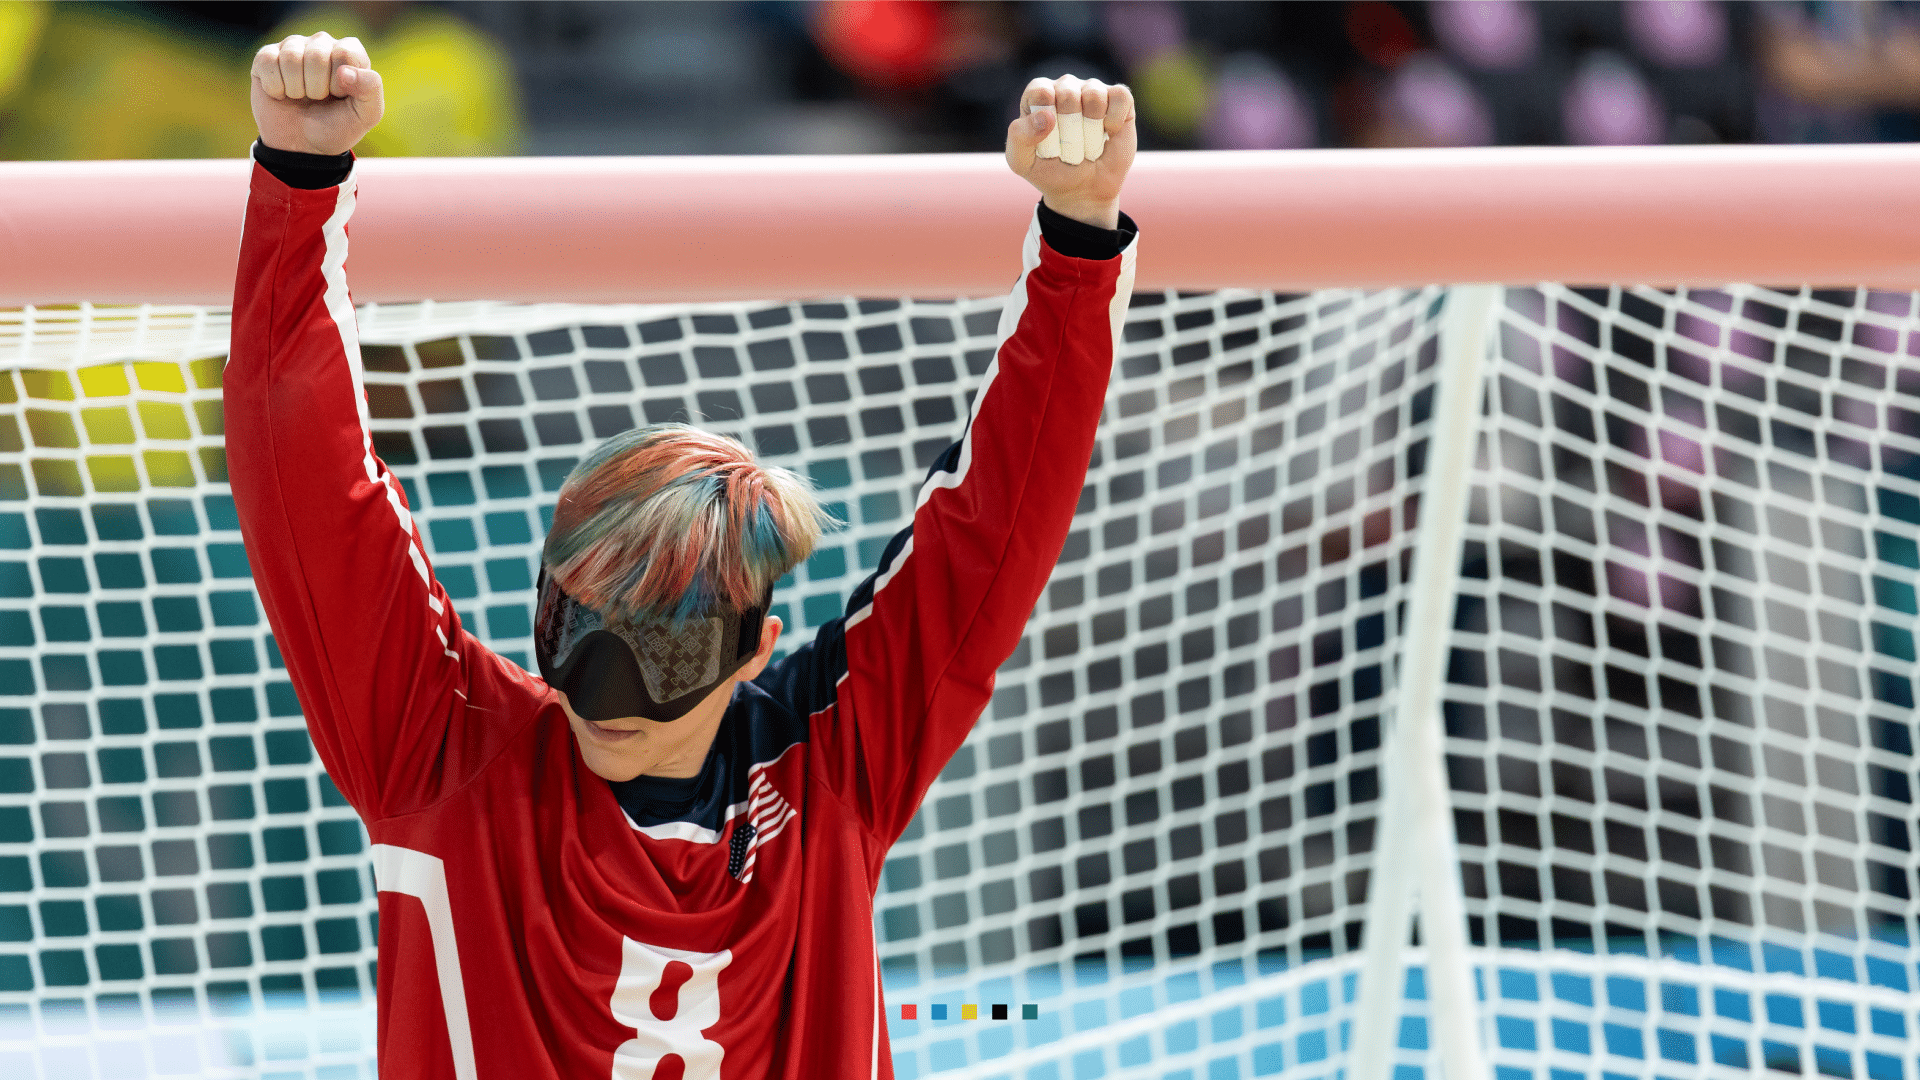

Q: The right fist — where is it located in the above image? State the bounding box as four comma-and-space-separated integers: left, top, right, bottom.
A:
251, 33, 385, 156
1005, 75, 1135, 231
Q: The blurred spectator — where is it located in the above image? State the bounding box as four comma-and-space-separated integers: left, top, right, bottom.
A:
938, 3, 1032, 148
803, 0, 1029, 150
1376, 52, 1495, 146
5, 2, 1920, 159
0, 1, 49, 111
268, 2, 525, 156
1759, 1, 1920, 142
0, 2, 259, 159
1430, 1, 1558, 144
1431, 0, 1539, 70
1627, 0, 1728, 67
1627, 0, 1754, 144
1562, 50, 1664, 144
1203, 54, 1316, 150
811, 0, 950, 90
0, 0, 520, 160
1329, 2, 1499, 147
1108, 2, 1213, 144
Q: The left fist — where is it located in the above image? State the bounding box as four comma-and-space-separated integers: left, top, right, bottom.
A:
1005, 75, 1136, 230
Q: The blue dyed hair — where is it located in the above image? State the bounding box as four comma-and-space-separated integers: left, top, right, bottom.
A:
543, 425, 835, 624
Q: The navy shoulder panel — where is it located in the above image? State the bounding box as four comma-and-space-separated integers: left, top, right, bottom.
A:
737, 438, 959, 755
753, 615, 849, 721
730, 678, 810, 766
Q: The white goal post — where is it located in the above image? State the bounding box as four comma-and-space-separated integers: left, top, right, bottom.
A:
1, 148, 1919, 1080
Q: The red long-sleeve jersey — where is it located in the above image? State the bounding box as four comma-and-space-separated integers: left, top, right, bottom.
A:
226, 162, 1137, 1079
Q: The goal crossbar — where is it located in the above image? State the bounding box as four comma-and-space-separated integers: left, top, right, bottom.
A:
5, 145, 1920, 305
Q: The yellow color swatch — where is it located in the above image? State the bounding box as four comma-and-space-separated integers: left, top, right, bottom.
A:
961, 1004, 978, 1020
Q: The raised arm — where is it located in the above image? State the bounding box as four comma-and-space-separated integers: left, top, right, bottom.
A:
763, 77, 1139, 845
227, 35, 525, 820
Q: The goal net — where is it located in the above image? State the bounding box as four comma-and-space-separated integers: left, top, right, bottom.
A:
3, 162, 1920, 1080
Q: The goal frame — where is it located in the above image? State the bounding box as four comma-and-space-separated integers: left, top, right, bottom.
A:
5, 146, 1920, 1080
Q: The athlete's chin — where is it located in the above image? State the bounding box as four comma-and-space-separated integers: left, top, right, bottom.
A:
569, 720, 654, 781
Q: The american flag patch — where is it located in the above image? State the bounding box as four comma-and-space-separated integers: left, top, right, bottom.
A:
729, 761, 797, 883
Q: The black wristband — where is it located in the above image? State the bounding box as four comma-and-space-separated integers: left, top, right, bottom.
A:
1036, 200, 1136, 261
252, 140, 354, 191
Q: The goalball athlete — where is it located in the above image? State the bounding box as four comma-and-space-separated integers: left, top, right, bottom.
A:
228, 33, 1138, 1079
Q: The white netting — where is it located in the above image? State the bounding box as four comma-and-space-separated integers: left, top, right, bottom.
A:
1450, 285, 1920, 1080
0, 283, 1915, 1080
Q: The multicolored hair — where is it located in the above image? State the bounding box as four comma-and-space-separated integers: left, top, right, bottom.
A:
543, 425, 836, 625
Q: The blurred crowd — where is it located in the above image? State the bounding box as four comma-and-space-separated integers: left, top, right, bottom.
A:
4, 1, 1920, 158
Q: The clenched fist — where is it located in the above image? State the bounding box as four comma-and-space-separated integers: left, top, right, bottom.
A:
251, 33, 385, 156
1005, 75, 1137, 230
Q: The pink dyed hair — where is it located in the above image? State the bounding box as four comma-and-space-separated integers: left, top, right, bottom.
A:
543, 425, 835, 624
